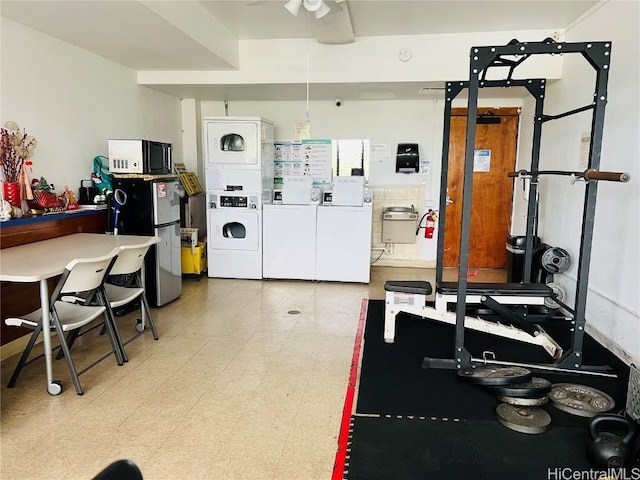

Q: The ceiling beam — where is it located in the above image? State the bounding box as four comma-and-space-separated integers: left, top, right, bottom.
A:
142, 0, 240, 69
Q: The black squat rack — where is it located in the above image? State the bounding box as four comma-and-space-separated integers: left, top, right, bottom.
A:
428, 38, 630, 376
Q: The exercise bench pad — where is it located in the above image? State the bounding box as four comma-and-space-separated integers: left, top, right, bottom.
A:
384, 281, 433, 296
437, 282, 552, 296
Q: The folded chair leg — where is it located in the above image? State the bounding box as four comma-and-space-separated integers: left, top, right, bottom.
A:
55, 329, 82, 360
141, 294, 159, 340
102, 311, 125, 365
7, 323, 43, 388
51, 314, 84, 395
97, 288, 128, 363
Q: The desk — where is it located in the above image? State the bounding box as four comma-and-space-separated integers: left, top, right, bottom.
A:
0, 233, 159, 395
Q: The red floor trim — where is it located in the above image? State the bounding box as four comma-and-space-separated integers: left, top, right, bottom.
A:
332, 298, 368, 480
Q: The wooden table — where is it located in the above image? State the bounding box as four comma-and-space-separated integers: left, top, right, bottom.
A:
0, 233, 159, 395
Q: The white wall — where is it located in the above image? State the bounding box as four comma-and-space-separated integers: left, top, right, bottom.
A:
198, 96, 524, 263
514, 1, 639, 364
201, 98, 438, 184
140, 29, 563, 88
0, 18, 182, 197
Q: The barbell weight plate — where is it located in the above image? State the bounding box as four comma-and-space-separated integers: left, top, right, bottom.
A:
496, 403, 551, 434
457, 366, 532, 386
544, 283, 567, 309
541, 247, 571, 274
498, 395, 549, 407
490, 377, 553, 398
548, 383, 615, 417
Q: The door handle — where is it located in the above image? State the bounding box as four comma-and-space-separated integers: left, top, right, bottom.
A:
446, 196, 454, 205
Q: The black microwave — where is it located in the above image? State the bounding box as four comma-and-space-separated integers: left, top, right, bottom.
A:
108, 139, 172, 175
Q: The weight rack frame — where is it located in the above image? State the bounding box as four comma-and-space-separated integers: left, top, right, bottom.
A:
429, 38, 613, 374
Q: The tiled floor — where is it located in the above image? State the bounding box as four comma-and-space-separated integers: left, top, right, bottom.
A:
0, 266, 501, 480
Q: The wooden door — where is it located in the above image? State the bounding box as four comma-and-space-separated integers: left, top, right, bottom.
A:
443, 108, 519, 270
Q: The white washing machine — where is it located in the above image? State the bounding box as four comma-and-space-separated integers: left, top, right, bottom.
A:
207, 192, 263, 279
263, 204, 317, 280
315, 178, 373, 283
203, 116, 274, 201
263, 176, 320, 280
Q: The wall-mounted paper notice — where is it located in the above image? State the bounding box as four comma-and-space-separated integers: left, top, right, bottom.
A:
206, 164, 225, 191
420, 158, 431, 174
294, 120, 311, 140
473, 149, 491, 172
579, 132, 590, 169
371, 144, 391, 163
302, 139, 332, 185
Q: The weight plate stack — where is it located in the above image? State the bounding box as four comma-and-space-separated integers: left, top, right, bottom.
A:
498, 395, 549, 407
496, 403, 551, 434
457, 366, 532, 386
491, 377, 552, 398
548, 383, 615, 417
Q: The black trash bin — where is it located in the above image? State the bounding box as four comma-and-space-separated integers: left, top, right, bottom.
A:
506, 235, 526, 283
506, 235, 544, 283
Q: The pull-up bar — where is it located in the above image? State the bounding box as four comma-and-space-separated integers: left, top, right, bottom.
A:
508, 169, 631, 182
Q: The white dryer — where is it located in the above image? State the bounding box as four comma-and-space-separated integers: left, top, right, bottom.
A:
207, 191, 263, 279
203, 116, 274, 201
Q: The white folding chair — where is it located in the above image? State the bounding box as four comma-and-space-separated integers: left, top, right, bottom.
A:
102, 243, 159, 353
4, 250, 122, 395
58, 244, 158, 364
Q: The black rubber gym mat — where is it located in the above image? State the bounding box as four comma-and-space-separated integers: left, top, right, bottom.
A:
356, 300, 629, 425
345, 415, 593, 480
345, 415, 477, 480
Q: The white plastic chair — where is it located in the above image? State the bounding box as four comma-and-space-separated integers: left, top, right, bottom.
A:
103, 243, 159, 348
58, 244, 158, 364
4, 250, 122, 395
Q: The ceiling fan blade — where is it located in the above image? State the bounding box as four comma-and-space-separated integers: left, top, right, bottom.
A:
310, 0, 354, 44
323, 0, 344, 13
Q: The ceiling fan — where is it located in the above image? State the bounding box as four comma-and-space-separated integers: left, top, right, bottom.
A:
250, 0, 354, 44
284, 0, 339, 19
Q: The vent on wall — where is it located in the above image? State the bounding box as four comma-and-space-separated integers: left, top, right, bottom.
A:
418, 87, 445, 95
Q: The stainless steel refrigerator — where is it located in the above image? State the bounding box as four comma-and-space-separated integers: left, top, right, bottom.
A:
111, 176, 182, 306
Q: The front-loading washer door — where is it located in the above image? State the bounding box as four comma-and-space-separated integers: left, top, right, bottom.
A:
210, 209, 259, 251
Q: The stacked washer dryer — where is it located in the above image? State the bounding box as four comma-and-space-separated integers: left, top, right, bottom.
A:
204, 117, 274, 279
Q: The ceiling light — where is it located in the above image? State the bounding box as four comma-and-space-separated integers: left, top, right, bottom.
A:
284, 0, 303, 16
303, 0, 323, 12
286, 0, 331, 19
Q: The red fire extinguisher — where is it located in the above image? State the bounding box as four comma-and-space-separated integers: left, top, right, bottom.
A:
425, 210, 437, 239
